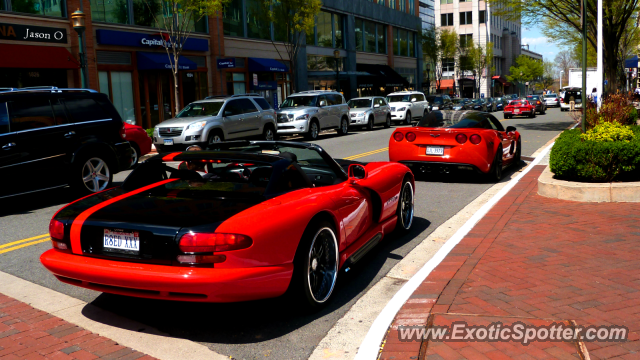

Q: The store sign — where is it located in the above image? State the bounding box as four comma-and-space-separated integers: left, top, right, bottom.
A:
96, 29, 208, 52
217, 58, 235, 69
273, 92, 279, 110
0, 22, 67, 44
252, 81, 277, 90
253, 74, 258, 86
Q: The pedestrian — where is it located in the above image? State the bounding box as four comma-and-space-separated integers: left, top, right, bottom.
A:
569, 93, 576, 111
590, 87, 597, 104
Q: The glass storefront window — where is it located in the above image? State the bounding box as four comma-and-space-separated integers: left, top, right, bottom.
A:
355, 19, 363, 51
316, 11, 332, 48
408, 32, 415, 57
226, 72, 246, 95
398, 29, 408, 56
223, 0, 243, 36
365, 21, 376, 53
91, 0, 128, 24
393, 28, 399, 55
334, 14, 343, 49
133, 0, 163, 27
10, 0, 64, 17
99, 71, 135, 123
246, 0, 269, 40
376, 24, 386, 54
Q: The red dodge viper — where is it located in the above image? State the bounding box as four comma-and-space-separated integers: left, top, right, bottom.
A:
40, 141, 414, 308
504, 100, 536, 119
388, 110, 521, 181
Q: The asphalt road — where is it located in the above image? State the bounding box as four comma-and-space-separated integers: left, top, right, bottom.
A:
0, 107, 573, 360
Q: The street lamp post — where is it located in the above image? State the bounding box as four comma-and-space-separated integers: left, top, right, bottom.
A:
72, 9, 88, 89
560, 70, 564, 90
519, 72, 523, 97
333, 49, 340, 94
426, 63, 430, 95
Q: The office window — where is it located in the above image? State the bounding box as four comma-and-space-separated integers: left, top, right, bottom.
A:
393, 28, 399, 55
10, 0, 64, 17
246, 0, 270, 40
408, 32, 415, 57
316, 11, 332, 47
376, 23, 386, 54
479, 10, 486, 23
459, 34, 472, 48
442, 59, 455, 73
365, 21, 376, 52
223, 0, 244, 36
441, 13, 453, 26
334, 13, 344, 49
409, 0, 414, 14
399, 0, 405, 11
440, 0, 453, 4
459, 11, 472, 25
91, 0, 128, 24
390, 0, 396, 9
377, 0, 384, 3
355, 19, 364, 51
398, 29, 408, 56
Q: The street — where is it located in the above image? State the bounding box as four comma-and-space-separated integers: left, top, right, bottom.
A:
0, 108, 573, 360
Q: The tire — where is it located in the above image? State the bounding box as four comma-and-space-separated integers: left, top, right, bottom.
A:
366, 116, 374, 131
488, 147, 503, 182
529, 112, 535, 118
395, 178, 414, 234
514, 139, 522, 164
384, 114, 391, 128
405, 111, 412, 125
337, 117, 349, 136
207, 130, 224, 145
289, 219, 339, 310
129, 143, 140, 167
263, 124, 276, 141
72, 153, 113, 195
305, 120, 320, 140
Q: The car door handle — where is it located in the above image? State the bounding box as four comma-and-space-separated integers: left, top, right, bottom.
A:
2, 142, 16, 150
64, 131, 76, 138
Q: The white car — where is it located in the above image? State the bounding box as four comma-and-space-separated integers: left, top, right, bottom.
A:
543, 93, 560, 107
386, 91, 429, 125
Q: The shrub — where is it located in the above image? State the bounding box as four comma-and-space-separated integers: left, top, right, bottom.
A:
145, 128, 154, 138
585, 93, 636, 130
549, 126, 640, 182
581, 122, 635, 142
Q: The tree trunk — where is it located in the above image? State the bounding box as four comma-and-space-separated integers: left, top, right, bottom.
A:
603, 32, 619, 93
173, 54, 180, 115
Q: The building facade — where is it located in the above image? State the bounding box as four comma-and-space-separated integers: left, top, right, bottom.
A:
0, 0, 422, 129
434, 0, 522, 98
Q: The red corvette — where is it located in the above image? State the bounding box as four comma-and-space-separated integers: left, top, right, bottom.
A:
504, 100, 535, 119
124, 123, 152, 166
388, 111, 521, 181
40, 141, 414, 308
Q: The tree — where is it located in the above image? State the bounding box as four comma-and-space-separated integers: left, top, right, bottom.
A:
490, 0, 639, 92
142, 0, 229, 114
507, 55, 544, 95
538, 60, 557, 91
554, 50, 577, 85
262, 0, 322, 93
464, 40, 494, 98
421, 27, 438, 95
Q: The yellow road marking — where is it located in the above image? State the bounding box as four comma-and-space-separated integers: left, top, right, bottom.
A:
0, 234, 49, 249
344, 147, 388, 160
0, 238, 50, 255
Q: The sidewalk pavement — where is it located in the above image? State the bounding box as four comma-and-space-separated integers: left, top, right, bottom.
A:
378, 165, 640, 360
0, 294, 156, 360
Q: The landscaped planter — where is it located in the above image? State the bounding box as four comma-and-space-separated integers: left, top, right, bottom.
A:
538, 166, 640, 202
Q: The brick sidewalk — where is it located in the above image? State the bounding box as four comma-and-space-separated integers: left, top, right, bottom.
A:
0, 294, 156, 360
379, 165, 640, 360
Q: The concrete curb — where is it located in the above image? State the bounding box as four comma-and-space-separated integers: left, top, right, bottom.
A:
538, 166, 640, 202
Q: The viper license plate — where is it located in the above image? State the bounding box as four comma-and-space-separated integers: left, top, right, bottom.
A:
103, 229, 140, 252
164, 139, 173, 145
514, 109, 520, 113
426, 146, 444, 156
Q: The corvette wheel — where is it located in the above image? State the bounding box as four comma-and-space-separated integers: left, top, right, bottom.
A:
396, 179, 414, 233
291, 220, 339, 309
385, 115, 391, 128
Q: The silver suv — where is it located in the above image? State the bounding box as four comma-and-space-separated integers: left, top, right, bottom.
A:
153, 94, 277, 152
276, 90, 350, 140
347, 96, 391, 130
387, 91, 429, 125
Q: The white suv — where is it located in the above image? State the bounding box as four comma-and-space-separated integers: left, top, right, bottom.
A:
387, 91, 429, 125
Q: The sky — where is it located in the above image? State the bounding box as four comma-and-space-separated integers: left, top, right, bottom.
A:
521, 24, 561, 62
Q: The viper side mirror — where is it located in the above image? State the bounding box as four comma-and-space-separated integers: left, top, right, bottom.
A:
348, 164, 368, 183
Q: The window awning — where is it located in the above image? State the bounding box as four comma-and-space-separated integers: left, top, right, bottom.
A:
491, 75, 508, 84
137, 52, 197, 70
437, 79, 454, 89
248, 58, 288, 72
355, 64, 410, 88
0, 44, 79, 69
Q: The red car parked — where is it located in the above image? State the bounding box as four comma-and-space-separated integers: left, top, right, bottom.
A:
389, 111, 521, 181
124, 123, 152, 166
504, 100, 535, 119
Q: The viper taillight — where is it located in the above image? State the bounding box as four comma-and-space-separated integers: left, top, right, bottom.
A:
178, 232, 252, 253
405, 132, 416, 142
49, 220, 64, 241
455, 134, 468, 144
393, 132, 404, 141
469, 134, 482, 145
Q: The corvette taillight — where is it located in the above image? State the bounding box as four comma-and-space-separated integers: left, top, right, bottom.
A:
469, 134, 482, 145
178, 232, 252, 253
455, 134, 467, 144
405, 132, 416, 142
393, 132, 404, 141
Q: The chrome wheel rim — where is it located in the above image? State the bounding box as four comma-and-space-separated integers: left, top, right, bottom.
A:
82, 158, 110, 193
307, 227, 338, 303
265, 128, 274, 141
130, 146, 138, 166
209, 134, 222, 144
400, 182, 414, 230
341, 119, 348, 133
311, 122, 319, 139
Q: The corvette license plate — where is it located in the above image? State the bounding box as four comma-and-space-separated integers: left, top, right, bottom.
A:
164, 139, 173, 146
514, 109, 520, 114
426, 146, 444, 156
103, 229, 140, 252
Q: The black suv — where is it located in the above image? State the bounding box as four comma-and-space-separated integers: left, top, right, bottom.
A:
426, 95, 453, 111
0, 88, 133, 198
